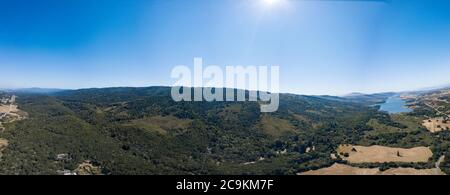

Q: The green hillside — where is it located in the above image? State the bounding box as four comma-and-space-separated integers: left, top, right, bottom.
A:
0, 87, 448, 175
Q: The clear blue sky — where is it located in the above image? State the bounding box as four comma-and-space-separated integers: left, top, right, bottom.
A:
0, 0, 449, 95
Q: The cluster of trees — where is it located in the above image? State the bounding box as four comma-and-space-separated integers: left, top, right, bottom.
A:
0, 87, 448, 175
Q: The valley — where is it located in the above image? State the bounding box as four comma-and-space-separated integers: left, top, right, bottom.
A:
0, 87, 448, 175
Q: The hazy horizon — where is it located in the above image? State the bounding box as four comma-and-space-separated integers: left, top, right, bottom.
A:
2, 82, 449, 97
1, 0, 450, 95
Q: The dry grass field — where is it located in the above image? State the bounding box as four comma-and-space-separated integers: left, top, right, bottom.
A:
298, 163, 444, 175
75, 160, 103, 175
337, 145, 432, 163
0, 105, 13, 113
0, 138, 8, 157
422, 118, 450, 133
379, 167, 444, 175
299, 163, 380, 175
0, 104, 27, 124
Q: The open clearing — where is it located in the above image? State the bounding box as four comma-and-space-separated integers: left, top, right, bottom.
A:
337, 145, 432, 163
366, 114, 425, 136
0, 139, 8, 149
0, 104, 27, 118
259, 115, 295, 138
0, 104, 17, 113
298, 163, 444, 175
422, 118, 450, 133
0, 104, 27, 125
379, 167, 444, 175
299, 164, 379, 175
0, 138, 8, 157
75, 160, 103, 175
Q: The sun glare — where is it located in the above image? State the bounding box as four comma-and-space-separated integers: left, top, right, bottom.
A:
263, 0, 280, 6
261, 0, 287, 9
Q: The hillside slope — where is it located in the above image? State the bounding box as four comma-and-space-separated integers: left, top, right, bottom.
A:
0, 87, 448, 175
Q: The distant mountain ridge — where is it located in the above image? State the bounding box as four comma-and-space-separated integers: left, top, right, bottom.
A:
0, 88, 66, 94
2, 84, 449, 98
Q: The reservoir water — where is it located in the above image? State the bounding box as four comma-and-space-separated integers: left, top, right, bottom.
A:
379, 95, 413, 114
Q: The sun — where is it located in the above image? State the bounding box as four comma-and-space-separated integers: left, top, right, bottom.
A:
261, 0, 285, 9
263, 0, 281, 6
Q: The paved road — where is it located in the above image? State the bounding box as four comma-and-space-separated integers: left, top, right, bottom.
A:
425, 102, 449, 118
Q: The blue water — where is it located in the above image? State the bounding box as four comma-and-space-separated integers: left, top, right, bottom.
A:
379, 96, 413, 114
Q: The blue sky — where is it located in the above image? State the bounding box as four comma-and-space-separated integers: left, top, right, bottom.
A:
0, 0, 449, 95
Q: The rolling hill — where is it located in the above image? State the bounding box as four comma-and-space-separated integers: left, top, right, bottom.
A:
0, 87, 448, 175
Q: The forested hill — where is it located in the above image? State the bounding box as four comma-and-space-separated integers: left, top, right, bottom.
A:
0, 87, 446, 175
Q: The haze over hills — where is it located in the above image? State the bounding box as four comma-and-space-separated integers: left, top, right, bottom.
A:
0, 85, 437, 97
0, 88, 66, 94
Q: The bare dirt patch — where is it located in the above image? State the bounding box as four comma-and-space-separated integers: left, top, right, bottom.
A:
422, 118, 450, 133
298, 163, 444, 175
74, 160, 103, 175
0, 105, 14, 113
337, 145, 432, 163
0, 102, 28, 125
0, 138, 8, 157
299, 163, 379, 175
380, 167, 444, 175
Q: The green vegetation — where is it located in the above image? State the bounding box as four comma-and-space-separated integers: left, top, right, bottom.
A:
124, 116, 192, 135
0, 87, 448, 175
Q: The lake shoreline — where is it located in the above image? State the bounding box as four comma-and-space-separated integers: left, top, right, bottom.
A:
378, 95, 413, 114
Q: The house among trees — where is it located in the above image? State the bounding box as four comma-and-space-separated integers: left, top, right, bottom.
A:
57, 169, 77, 175
56, 154, 70, 161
